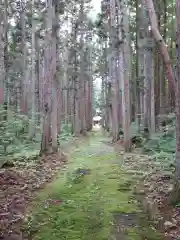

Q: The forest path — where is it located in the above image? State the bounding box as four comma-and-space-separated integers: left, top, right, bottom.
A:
22, 129, 164, 240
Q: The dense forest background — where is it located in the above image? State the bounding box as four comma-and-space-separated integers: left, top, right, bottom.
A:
1, 0, 180, 239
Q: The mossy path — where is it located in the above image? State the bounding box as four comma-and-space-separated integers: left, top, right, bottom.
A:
24, 131, 163, 240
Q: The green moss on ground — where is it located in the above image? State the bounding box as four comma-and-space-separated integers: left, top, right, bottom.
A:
24, 135, 164, 240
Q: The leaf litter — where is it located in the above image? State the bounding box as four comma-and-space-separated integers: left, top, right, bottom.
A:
0, 151, 67, 240
116, 147, 180, 240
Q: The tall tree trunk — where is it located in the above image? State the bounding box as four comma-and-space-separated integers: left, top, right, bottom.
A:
86, 43, 93, 131
121, 0, 131, 152
173, 0, 180, 203
154, 0, 160, 128
144, 0, 175, 92
135, 0, 141, 132
150, 51, 155, 133
35, 35, 40, 123
51, 0, 58, 152
40, 0, 54, 154
21, 0, 28, 116
29, 0, 36, 139
0, 0, 5, 107
137, 1, 145, 131
79, 5, 86, 134
3, 0, 8, 120
107, 48, 113, 133
109, 0, 119, 141
159, 0, 167, 115
63, 40, 69, 125
143, 3, 152, 136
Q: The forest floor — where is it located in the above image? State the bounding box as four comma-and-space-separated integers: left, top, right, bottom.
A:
0, 128, 180, 239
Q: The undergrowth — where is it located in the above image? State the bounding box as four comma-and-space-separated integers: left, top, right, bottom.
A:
142, 123, 175, 170
126, 114, 176, 165
0, 108, 72, 167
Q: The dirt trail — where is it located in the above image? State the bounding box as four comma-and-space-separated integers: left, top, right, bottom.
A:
76, 133, 172, 240
25, 132, 166, 240
0, 132, 169, 240
93, 138, 141, 240
82, 137, 139, 239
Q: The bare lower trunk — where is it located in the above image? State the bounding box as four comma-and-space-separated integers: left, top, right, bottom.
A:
51, 84, 58, 152
150, 49, 155, 132
40, 110, 51, 155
